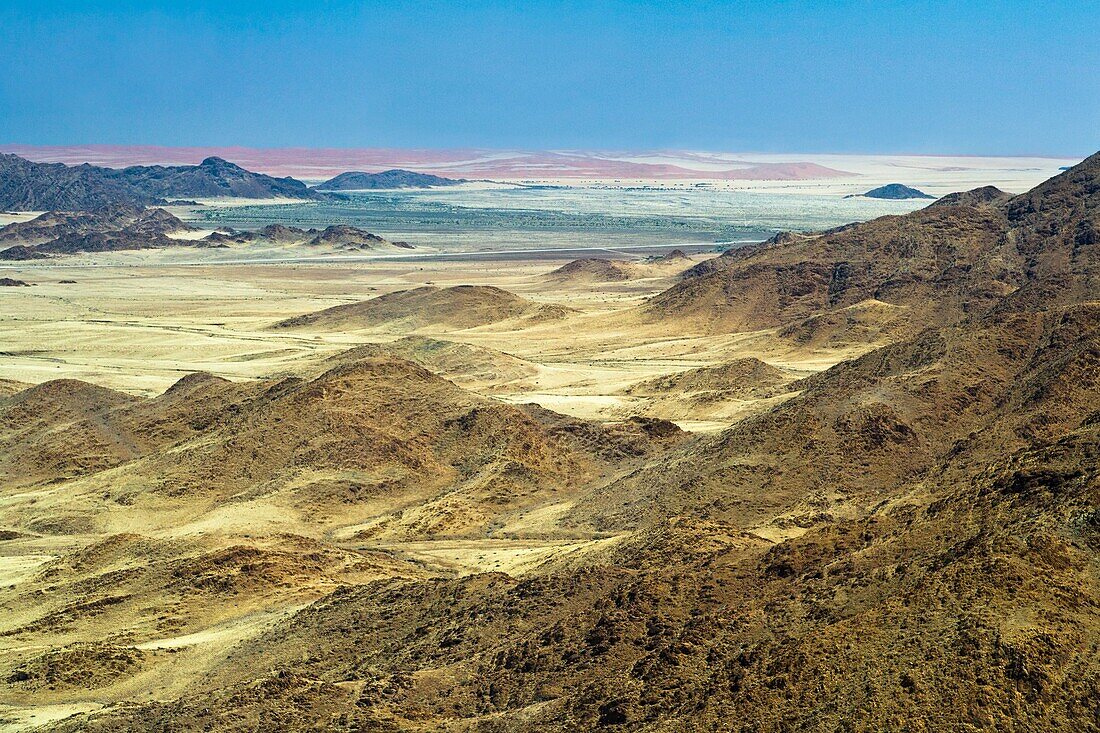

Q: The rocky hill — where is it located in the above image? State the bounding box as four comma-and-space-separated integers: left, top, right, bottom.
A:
307, 224, 412, 249
847, 183, 935, 199
929, 184, 1012, 208
545, 257, 634, 282
115, 156, 318, 200
547, 252, 695, 284
199, 223, 410, 250
0, 206, 194, 259
0, 205, 149, 244
314, 169, 464, 190
0, 153, 318, 210
328, 336, 538, 387
643, 181, 1029, 333
274, 284, 571, 331
624, 356, 793, 399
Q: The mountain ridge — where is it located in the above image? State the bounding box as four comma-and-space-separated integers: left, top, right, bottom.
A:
0, 153, 319, 210
314, 169, 465, 190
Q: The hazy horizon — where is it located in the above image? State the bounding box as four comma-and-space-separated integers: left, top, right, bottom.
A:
2, 1, 1097, 156
0, 144, 1082, 185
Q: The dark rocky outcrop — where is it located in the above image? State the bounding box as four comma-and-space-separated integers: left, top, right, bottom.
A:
0, 245, 49, 260
199, 223, 406, 250
0, 207, 193, 259
314, 169, 464, 190
0, 154, 318, 211
307, 225, 391, 249
847, 183, 935, 199
0, 205, 150, 244
0, 155, 161, 210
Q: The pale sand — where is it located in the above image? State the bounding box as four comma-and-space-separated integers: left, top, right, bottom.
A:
0, 252, 861, 423
0, 212, 42, 227
0, 703, 103, 733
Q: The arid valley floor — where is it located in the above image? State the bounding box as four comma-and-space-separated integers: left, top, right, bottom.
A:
0, 155, 1098, 731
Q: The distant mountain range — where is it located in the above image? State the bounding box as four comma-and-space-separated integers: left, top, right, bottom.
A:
0, 204, 410, 260
314, 169, 464, 190
0, 146, 871, 180
0, 154, 319, 211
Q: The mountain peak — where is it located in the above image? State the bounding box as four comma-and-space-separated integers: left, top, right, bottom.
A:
928, 185, 1011, 208
199, 156, 241, 170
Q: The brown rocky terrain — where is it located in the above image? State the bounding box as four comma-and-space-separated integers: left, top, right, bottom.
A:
546, 252, 695, 284
328, 336, 539, 388
643, 195, 1017, 334
546, 258, 635, 282
624, 357, 793, 400
273, 284, 572, 331
0, 154, 1097, 731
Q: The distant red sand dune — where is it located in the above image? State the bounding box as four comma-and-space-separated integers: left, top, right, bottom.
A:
0, 145, 856, 181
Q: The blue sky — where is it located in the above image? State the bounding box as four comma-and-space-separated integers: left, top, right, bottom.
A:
1, 1, 1097, 154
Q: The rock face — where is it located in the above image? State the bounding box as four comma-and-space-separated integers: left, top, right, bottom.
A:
314, 169, 464, 190
848, 183, 935, 199
0, 154, 317, 211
